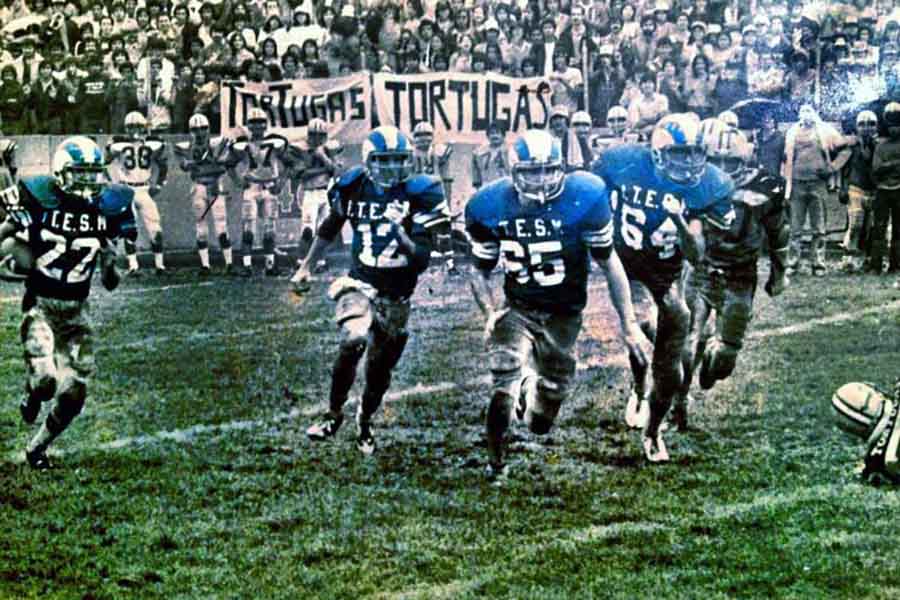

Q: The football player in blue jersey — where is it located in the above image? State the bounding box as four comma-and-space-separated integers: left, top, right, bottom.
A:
591, 113, 735, 462
466, 129, 650, 479
0, 136, 135, 469
290, 126, 449, 455
676, 120, 789, 429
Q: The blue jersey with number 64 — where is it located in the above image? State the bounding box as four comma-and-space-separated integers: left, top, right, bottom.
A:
317, 167, 449, 299
591, 144, 734, 267
466, 172, 614, 316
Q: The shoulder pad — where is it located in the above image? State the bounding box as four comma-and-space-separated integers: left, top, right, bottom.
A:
100, 184, 135, 217
468, 178, 512, 218
565, 171, 608, 195
173, 141, 191, 157
145, 137, 166, 152
0, 139, 16, 155
290, 140, 311, 153
20, 176, 60, 209
110, 135, 131, 145
264, 133, 288, 147
404, 174, 444, 198
334, 166, 367, 190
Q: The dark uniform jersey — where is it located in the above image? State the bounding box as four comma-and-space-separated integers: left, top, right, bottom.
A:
705, 168, 788, 270
15, 176, 136, 302
466, 172, 614, 316
317, 167, 448, 299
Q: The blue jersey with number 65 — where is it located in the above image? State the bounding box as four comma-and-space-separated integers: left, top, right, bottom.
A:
317, 166, 449, 299
591, 144, 734, 267
466, 172, 614, 316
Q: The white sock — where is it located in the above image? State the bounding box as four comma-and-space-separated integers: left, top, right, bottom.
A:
198, 248, 210, 268
127, 254, 138, 271
154, 253, 165, 270
243, 255, 252, 267
265, 254, 274, 269
223, 248, 233, 265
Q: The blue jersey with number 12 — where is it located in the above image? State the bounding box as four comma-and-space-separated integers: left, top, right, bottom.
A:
591, 144, 734, 266
466, 172, 613, 316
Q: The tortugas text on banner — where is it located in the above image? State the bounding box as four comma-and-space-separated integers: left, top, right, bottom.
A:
220, 72, 553, 143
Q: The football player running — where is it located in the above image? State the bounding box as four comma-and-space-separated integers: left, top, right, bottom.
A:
832, 379, 900, 485
0, 139, 28, 280
466, 129, 650, 479
292, 126, 449, 455
675, 119, 789, 428
0, 136, 135, 469
173, 113, 238, 276
106, 111, 169, 277
591, 113, 735, 462
289, 118, 342, 273
232, 108, 289, 277
412, 122, 457, 274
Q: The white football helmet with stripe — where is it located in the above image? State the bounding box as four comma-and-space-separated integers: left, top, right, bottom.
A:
700, 118, 753, 178
651, 113, 707, 186
52, 136, 109, 200
508, 129, 564, 205
362, 126, 414, 188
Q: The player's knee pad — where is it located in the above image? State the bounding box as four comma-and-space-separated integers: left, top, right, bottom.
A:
218, 233, 230, 249
301, 228, 314, 244
242, 230, 254, 247
195, 224, 208, 243
489, 347, 525, 399
334, 336, 366, 372
263, 217, 276, 237
150, 231, 163, 252
527, 378, 567, 435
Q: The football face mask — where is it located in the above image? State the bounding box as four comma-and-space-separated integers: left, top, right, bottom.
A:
366, 151, 414, 189
60, 164, 109, 201
659, 144, 707, 186
511, 162, 564, 205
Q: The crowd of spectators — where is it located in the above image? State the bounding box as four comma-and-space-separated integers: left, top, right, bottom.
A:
0, 0, 898, 135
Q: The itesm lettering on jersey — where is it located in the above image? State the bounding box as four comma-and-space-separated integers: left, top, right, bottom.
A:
497, 217, 563, 240
611, 184, 682, 212
346, 199, 411, 221
43, 210, 108, 235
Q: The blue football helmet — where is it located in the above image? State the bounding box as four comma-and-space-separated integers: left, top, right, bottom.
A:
52, 136, 109, 200
650, 113, 707, 186
509, 129, 565, 205
362, 126, 415, 188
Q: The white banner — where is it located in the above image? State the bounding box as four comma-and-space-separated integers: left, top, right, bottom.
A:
219, 73, 371, 143
372, 72, 553, 143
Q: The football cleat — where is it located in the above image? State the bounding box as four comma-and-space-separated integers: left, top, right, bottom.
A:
154, 268, 169, 277
25, 447, 52, 470
642, 426, 670, 463
224, 264, 240, 277
625, 389, 650, 429
198, 266, 211, 277
19, 396, 40, 425
239, 265, 254, 278
264, 266, 283, 277
0, 255, 27, 282
668, 394, 692, 431
306, 413, 344, 441
356, 407, 375, 456
126, 268, 142, 279
832, 382, 890, 439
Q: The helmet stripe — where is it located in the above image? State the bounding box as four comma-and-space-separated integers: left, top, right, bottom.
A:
666, 122, 687, 145
64, 142, 84, 164
369, 128, 388, 152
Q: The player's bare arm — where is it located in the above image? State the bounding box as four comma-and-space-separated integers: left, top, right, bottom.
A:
595, 250, 651, 369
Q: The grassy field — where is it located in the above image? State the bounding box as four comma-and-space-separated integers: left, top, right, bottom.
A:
0, 257, 899, 600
